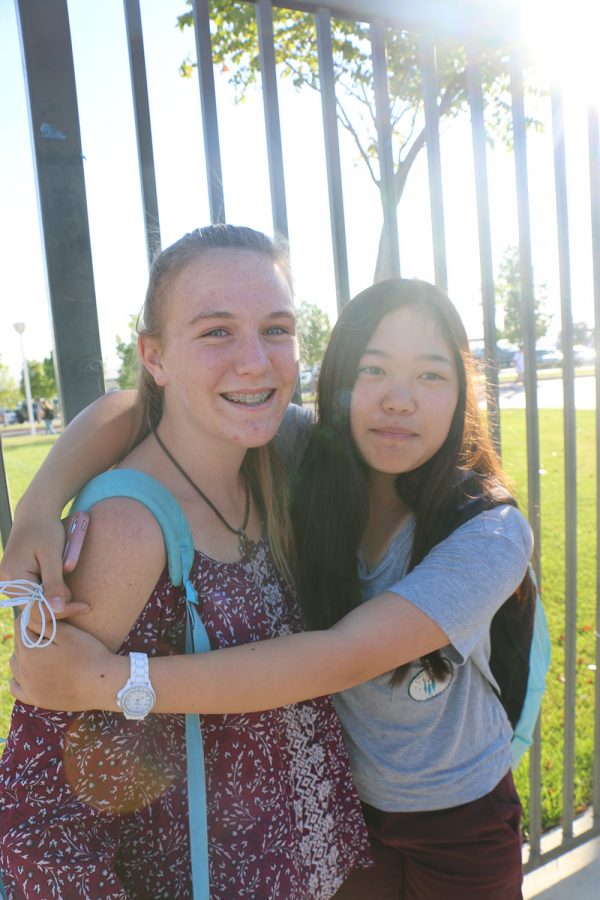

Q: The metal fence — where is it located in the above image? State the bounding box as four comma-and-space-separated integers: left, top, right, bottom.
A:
2, 0, 599, 874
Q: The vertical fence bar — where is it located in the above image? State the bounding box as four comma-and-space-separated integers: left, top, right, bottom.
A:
589, 101, 600, 824
0, 437, 12, 551
316, 7, 350, 311
466, 47, 500, 451
510, 50, 543, 857
191, 0, 226, 223
419, 37, 447, 291
256, 0, 289, 239
552, 85, 578, 842
370, 18, 400, 279
123, 0, 161, 265
16, 0, 104, 425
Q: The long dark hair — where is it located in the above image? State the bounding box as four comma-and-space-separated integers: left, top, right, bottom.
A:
291, 278, 510, 681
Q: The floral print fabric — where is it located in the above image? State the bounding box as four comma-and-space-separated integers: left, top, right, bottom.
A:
0, 540, 370, 898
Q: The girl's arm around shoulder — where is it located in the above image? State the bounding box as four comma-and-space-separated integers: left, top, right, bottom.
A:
11, 583, 448, 714
10, 505, 530, 716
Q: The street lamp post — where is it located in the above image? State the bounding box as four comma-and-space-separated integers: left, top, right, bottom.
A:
13, 322, 36, 437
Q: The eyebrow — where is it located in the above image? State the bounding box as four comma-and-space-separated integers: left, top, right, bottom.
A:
361, 348, 453, 366
188, 309, 295, 327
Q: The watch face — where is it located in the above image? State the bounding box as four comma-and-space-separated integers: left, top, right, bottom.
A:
122, 686, 155, 717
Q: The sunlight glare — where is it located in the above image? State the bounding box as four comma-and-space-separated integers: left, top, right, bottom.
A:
522, 0, 600, 102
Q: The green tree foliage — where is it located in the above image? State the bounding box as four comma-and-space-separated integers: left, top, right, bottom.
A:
177, 2, 540, 276
495, 246, 551, 345
571, 320, 593, 346
296, 301, 331, 367
116, 316, 140, 389
296, 302, 331, 366
20, 354, 57, 400
0, 358, 20, 409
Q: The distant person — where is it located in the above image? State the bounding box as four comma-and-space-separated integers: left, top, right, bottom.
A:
513, 345, 524, 385
40, 399, 56, 435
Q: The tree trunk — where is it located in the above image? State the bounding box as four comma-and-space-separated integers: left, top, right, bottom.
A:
373, 127, 427, 282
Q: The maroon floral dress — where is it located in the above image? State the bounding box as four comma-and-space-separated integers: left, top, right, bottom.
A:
0, 540, 371, 898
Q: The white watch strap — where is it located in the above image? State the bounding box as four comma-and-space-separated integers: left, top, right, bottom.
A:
129, 652, 149, 685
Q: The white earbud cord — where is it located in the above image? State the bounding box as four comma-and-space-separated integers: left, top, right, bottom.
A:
0, 580, 57, 648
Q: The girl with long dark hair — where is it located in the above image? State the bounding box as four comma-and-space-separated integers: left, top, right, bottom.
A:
5, 278, 532, 898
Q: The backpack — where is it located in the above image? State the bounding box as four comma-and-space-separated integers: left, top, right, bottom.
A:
444, 474, 551, 769
0, 469, 211, 900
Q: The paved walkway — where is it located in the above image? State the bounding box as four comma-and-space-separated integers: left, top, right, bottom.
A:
523, 814, 600, 899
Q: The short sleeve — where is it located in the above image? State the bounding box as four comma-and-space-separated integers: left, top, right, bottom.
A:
386, 505, 533, 662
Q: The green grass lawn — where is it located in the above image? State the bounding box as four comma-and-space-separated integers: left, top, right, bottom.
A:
0, 415, 598, 832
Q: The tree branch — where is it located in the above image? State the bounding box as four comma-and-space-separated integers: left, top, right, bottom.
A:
335, 98, 380, 189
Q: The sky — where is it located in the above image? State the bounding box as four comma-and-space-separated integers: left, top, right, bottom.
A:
0, 0, 599, 384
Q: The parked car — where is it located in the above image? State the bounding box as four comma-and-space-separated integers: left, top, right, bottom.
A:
535, 348, 563, 369
573, 345, 595, 365
300, 364, 321, 393
0, 409, 18, 425
469, 341, 517, 369
15, 401, 39, 422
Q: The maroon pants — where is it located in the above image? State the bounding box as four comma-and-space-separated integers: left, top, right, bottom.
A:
335, 771, 523, 900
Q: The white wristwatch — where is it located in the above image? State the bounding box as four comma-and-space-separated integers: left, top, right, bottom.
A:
116, 652, 156, 720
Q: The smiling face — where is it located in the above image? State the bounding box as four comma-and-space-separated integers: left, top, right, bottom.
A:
350, 305, 459, 476
140, 248, 299, 451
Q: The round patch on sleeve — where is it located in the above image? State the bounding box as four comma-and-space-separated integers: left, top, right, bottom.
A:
408, 662, 454, 701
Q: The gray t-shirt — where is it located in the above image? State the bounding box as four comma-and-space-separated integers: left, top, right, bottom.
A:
332, 506, 533, 812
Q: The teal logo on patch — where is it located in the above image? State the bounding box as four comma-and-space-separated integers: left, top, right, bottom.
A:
408, 662, 454, 701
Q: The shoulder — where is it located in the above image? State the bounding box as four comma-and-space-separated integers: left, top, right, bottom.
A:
453, 504, 533, 560
273, 403, 314, 468
70, 497, 166, 584
388, 505, 532, 659
64, 496, 167, 649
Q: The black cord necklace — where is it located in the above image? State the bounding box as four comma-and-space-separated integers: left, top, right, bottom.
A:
152, 428, 254, 558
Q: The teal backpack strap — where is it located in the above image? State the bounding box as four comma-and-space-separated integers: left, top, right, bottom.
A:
511, 567, 551, 769
73, 469, 210, 899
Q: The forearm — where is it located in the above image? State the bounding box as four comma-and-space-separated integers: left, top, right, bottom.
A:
90, 630, 365, 714
16, 390, 137, 516
91, 592, 447, 714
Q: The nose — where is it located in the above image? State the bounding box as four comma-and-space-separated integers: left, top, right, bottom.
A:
234, 333, 270, 376
382, 379, 416, 413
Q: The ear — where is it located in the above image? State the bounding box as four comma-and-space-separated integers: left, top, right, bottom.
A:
138, 333, 168, 387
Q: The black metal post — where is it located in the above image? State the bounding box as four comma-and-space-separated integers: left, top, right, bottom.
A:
192, 0, 226, 224
256, 0, 289, 239
419, 37, 447, 291
16, 0, 105, 424
123, 0, 161, 264
510, 49, 543, 858
466, 47, 500, 452
0, 436, 12, 551
316, 8, 350, 311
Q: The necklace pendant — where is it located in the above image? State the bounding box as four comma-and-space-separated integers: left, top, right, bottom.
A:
238, 530, 255, 559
